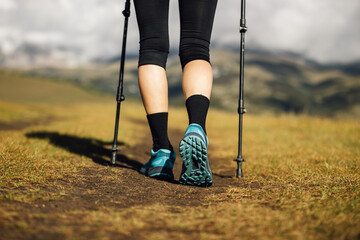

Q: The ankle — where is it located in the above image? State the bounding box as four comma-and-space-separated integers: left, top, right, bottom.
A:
153, 141, 173, 152
186, 94, 209, 134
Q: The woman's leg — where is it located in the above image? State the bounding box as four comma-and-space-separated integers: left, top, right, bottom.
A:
177, 0, 218, 186
182, 60, 213, 133
179, 0, 218, 133
138, 65, 168, 114
182, 60, 213, 100
134, 0, 171, 151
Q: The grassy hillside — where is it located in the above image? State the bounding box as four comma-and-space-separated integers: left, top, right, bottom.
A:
0, 70, 111, 105
0, 72, 359, 239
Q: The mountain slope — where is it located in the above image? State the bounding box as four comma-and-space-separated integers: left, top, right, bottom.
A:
21, 49, 360, 118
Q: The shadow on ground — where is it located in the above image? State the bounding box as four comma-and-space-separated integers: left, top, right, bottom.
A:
25, 131, 143, 171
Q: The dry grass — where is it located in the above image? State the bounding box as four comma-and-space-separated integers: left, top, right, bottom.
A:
0, 71, 359, 240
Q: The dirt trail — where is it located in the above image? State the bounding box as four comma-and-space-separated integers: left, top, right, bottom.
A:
2, 120, 247, 212
0, 116, 55, 131
21, 124, 244, 210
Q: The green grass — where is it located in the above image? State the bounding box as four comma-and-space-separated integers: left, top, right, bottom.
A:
0, 71, 359, 239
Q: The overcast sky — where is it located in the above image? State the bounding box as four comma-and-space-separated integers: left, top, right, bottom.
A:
0, 0, 359, 66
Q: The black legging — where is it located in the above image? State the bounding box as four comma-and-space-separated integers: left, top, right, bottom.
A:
133, 0, 218, 70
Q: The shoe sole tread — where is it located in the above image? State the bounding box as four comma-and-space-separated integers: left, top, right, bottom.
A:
179, 136, 212, 187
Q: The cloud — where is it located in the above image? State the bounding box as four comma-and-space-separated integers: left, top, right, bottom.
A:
0, 0, 16, 11
242, 0, 360, 62
0, 0, 359, 67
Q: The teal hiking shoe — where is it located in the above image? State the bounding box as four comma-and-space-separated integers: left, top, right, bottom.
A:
140, 148, 176, 180
179, 123, 212, 187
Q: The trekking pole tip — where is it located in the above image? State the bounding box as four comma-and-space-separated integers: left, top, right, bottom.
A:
111, 148, 118, 165
234, 157, 245, 178
236, 162, 243, 178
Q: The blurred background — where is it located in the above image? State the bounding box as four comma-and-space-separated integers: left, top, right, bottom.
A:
1, 0, 360, 118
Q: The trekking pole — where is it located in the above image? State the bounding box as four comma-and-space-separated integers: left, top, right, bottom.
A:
234, 0, 247, 177
111, 0, 131, 164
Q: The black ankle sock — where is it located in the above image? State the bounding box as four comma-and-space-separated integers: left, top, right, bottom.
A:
147, 112, 172, 152
185, 94, 210, 133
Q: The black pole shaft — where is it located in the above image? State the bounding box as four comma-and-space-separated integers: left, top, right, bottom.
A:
234, 0, 247, 177
111, 0, 131, 164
